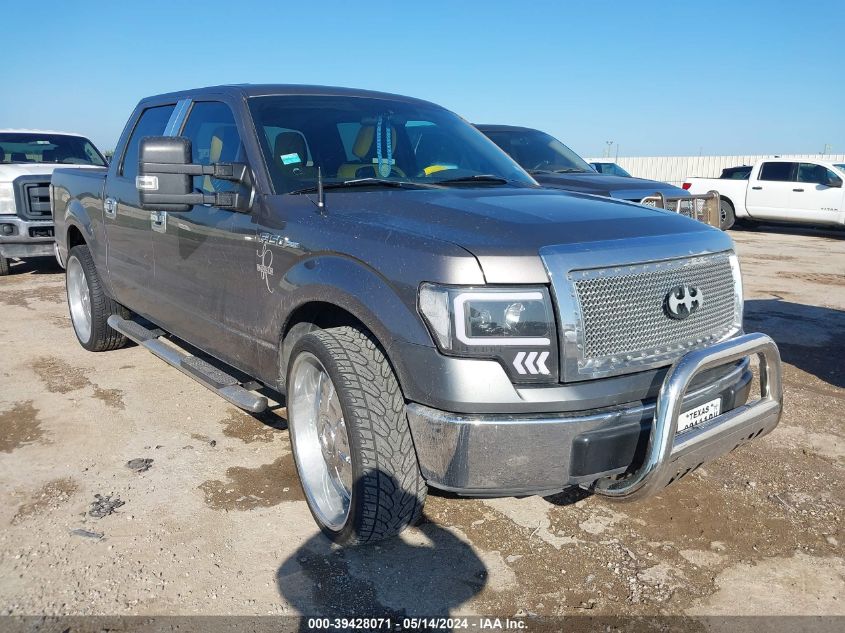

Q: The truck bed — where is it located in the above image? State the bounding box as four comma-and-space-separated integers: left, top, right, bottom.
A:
51, 167, 107, 264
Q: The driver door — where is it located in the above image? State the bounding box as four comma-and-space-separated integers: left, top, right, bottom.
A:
150, 100, 258, 369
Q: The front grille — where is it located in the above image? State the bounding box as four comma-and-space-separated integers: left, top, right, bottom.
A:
22, 182, 52, 219
569, 252, 740, 378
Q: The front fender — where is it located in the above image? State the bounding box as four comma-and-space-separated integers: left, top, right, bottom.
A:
257, 254, 436, 391
281, 254, 432, 347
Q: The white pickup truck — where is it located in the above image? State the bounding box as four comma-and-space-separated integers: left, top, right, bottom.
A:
684, 157, 845, 230
0, 129, 107, 274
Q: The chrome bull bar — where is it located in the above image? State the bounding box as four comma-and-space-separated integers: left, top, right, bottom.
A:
593, 332, 783, 500
640, 190, 721, 228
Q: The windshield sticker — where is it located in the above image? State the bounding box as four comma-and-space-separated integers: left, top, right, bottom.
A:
280, 152, 301, 166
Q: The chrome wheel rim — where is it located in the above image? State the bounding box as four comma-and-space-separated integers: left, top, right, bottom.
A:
288, 352, 353, 531
67, 256, 92, 343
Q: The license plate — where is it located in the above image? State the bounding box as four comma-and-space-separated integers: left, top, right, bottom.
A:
677, 398, 722, 434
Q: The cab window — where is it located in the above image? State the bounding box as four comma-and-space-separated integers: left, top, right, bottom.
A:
120, 105, 175, 177
797, 163, 836, 185
758, 162, 796, 182
180, 101, 244, 193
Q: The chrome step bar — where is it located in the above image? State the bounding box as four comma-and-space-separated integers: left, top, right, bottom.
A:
593, 332, 783, 500
107, 315, 268, 413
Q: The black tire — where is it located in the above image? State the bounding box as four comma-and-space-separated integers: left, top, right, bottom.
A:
66, 245, 129, 352
286, 325, 426, 544
0, 257, 9, 276
719, 199, 736, 231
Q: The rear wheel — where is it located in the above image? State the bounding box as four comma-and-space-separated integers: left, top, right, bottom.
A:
719, 199, 736, 230
286, 325, 426, 544
66, 245, 129, 352
0, 257, 9, 276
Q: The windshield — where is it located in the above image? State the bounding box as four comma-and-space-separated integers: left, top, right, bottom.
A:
593, 162, 631, 177
481, 129, 593, 174
248, 96, 536, 194
834, 164, 845, 174
0, 133, 106, 166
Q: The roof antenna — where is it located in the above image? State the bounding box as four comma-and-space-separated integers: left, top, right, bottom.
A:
316, 166, 325, 212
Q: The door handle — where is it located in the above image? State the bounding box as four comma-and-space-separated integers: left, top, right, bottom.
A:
150, 211, 167, 233
792, 188, 804, 192
751, 186, 763, 190
104, 197, 117, 218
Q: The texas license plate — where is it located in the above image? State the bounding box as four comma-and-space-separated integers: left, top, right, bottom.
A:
677, 398, 722, 434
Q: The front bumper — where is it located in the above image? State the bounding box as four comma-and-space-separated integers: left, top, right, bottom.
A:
406, 333, 782, 498
0, 216, 55, 259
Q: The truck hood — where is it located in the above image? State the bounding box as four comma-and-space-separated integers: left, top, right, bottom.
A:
332, 187, 728, 284
0, 163, 103, 182
532, 171, 687, 201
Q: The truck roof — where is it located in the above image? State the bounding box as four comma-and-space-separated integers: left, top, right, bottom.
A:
141, 84, 441, 108
0, 128, 87, 137
474, 124, 540, 133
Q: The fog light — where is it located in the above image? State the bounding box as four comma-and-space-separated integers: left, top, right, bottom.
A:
1, 223, 16, 236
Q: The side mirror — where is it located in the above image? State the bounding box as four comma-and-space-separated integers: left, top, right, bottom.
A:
137, 136, 252, 212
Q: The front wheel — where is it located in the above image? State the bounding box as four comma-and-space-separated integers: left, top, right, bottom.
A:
0, 257, 9, 276
66, 245, 129, 352
719, 199, 736, 230
286, 326, 426, 544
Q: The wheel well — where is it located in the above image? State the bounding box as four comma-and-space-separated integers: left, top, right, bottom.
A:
67, 225, 86, 250
279, 302, 374, 388
720, 196, 735, 210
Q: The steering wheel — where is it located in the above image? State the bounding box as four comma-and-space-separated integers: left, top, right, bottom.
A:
531, 160, 552, 171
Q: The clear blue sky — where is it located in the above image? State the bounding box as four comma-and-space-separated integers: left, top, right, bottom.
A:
2, 0, 842, 157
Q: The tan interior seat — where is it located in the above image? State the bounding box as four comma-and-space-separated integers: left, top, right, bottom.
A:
202, 126, 240, 192
337, 125, 405, 179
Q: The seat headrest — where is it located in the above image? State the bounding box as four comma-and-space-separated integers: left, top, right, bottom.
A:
11, 152, 27, 162
352, 125, 397, 159
273, 131, 308, 168
209, 126, 240, 163
0, 147, 5, 162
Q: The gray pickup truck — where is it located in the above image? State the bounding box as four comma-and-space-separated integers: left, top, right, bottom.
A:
52, 85, 783, 544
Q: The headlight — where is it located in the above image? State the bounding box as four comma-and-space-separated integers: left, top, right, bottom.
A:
418, 283, 558, 382
0, 183, 16, 215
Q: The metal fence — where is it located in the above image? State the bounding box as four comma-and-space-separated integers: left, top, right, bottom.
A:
585, 154, 845, 185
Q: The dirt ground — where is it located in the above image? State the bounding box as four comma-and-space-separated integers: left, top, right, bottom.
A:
0, 224, 842, 620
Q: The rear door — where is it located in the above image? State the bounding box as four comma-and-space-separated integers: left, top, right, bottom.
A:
791, 163, 845, 225
745, 161, 797, 220
150, 100, 258, 369
103, 103, 175, 316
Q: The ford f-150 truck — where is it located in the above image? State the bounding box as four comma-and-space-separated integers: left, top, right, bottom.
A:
684, 158, 845, 229
0, 129, 107, 275
52, 85, 783, 544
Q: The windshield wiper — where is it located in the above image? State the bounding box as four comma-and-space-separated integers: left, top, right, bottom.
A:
289, 178, 439, 195
435, 174, 511, 186
553, 168, 587, 173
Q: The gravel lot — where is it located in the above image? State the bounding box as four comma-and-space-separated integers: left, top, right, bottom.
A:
0, 225, 842, 619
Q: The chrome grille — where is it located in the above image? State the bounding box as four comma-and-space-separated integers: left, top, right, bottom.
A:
569, 252, 740, 378
23, 182, 52, 219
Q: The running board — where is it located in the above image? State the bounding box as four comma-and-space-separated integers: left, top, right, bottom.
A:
107, 315, 268, 413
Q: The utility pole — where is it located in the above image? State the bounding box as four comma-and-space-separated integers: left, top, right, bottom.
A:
605, 141, 614, 158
